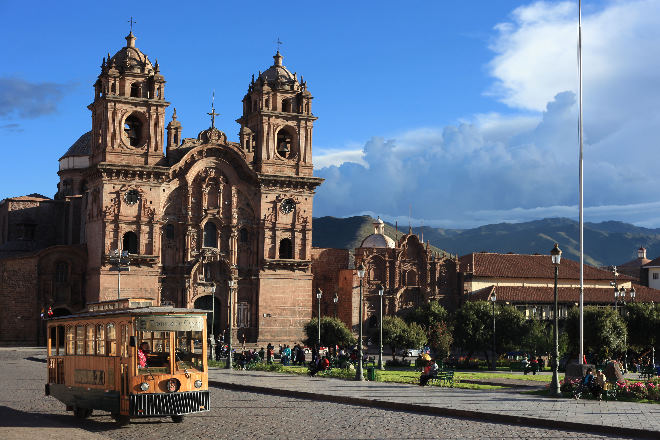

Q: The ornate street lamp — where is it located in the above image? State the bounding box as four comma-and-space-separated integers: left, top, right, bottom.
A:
209, 283, 216, 360
316, 288, 323, 349
490, 293, 497, 371
109, 249, 130, 299
333, 292, 339, 319
356, 263, 366, 381
550, 243, 562, 397
227, 279, 235, 370
378, 284, 384, 371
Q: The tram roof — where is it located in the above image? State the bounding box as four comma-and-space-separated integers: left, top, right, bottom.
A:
47, 306, 209, 321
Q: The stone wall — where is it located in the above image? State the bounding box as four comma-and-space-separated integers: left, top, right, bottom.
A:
0, 255, 40, 345
311, 247, 349, 319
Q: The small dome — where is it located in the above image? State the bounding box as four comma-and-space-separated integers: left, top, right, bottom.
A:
259, 51, 298, 86
360, 233, 396, 249
108, 32, 154, 74
59, 131, 91, 160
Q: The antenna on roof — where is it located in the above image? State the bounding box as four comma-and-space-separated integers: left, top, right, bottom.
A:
408, 204, 412, 234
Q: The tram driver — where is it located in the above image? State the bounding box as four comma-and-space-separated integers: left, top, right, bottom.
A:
138, 341, 150, 368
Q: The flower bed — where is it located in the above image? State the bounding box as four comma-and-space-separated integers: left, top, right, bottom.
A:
560, 377, 660, 402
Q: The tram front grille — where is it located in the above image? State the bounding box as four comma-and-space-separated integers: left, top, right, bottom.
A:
130, 391, 209, 416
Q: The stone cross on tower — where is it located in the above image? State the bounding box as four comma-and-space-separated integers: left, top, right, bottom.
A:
128, 16, 137, 32
207, 91, 220, 129
276, 37, 283, 52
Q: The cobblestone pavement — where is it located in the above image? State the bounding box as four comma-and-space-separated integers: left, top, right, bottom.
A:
0, 348, 646, 439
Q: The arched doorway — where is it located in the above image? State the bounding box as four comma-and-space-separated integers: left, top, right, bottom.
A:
194, 295, 222, 338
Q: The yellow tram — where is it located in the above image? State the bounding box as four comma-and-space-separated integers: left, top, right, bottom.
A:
45, 298, 209, 424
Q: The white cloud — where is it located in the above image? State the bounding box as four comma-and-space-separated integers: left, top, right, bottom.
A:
314, 0, 660, 229
314, 147, 366, 169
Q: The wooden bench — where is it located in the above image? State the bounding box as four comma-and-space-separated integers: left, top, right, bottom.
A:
429, 370, 454, 387
639, 366, 657, 380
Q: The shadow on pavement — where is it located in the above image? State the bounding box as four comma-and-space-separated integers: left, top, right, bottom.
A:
24, 356, 47, 364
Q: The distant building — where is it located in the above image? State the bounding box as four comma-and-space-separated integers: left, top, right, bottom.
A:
611, 246, 651, 284
461, 251, 660, 318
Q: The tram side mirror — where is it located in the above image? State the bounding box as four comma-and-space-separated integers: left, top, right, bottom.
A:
129, 336, 136, 347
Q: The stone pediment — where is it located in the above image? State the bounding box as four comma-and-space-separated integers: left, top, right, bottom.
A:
197, 127, 227, 144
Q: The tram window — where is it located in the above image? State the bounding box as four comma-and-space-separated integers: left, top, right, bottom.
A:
175, 330, 204, 372
66, 326, 75, 355
75, 325, 85, 355
86, 325, 95, 355
137, 330, 171, 373
96, 324, 105, 355
120, 324, 129, 357
106, 323, 116, 356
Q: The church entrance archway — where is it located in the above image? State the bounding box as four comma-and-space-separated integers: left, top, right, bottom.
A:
194, 295, 223, 338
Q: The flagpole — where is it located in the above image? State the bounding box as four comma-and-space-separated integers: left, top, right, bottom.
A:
578, 0, 585, 365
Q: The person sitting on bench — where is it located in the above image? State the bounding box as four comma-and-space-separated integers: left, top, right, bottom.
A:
419, 359, 439, 386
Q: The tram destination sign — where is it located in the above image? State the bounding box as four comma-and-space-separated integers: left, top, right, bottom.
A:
136, 315, 203, 331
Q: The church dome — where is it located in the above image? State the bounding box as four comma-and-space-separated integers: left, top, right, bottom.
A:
108, 32, 154, 74
360, 217, 395, 249
59, 131, 91, 160
259, 52, 298, 86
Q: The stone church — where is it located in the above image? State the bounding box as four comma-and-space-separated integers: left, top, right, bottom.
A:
0, 32, 322, 345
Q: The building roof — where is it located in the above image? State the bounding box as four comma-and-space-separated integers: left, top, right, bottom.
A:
459, 252, 634, 281
9, 193, 51, 201
108, 32, 154, 74
59, 131, 92, 160
643, 255, 660, 268
259, 51, 298, 86
468, 284, 660, 304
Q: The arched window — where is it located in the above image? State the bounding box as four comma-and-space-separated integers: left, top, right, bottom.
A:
111, 83, 116, 94
124, 114, 142, 147
276, 129, 293, 159
123, 231, 138, 254
240, 227, 249, 243
55, 261, 68, 283
165, 224, 175, 240
279, 238, 293, 259
203, 222, 217, 248
130, 82, 141, 97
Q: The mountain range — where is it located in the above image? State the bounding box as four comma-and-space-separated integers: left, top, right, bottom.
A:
311, 216, 660, 267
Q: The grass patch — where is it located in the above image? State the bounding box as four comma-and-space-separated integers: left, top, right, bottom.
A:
455, 372, 562, 382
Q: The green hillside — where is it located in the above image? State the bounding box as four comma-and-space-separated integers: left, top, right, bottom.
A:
312, 216, 448, 256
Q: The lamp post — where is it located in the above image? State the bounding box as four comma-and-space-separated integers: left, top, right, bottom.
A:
378, 284, 384, 370
550, 243, 562, 397
622, 286, 635, 372
109, 249, 130, 299
356, 263, 365, 381
333, 292, 339, 319
227, 279, 235, 370
490, 293, 497, 371
209, 283, 216, 360
316, 288, 322, 349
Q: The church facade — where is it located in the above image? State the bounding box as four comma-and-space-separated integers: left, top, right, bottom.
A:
0, 32, 322, 345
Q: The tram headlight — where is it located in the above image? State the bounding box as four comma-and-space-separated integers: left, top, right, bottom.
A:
194, 380, 202, 388
139, 382, 149, 391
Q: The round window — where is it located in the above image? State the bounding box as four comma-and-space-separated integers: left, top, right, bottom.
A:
124, 189, 140, 205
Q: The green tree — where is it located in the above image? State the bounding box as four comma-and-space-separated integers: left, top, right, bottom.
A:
404, 301, 449, 329
521, 317, 553, 357
624, 302, 659, 352
452, 301, 492, 363
565, 306, 626, 363
494, 305, 526, 354
427, 321, 453, 361
400, 322, 427, 357
303, 317, 356, 348
381, 316, 408, 359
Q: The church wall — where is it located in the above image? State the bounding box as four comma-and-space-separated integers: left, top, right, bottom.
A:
256, 271, 313, 344
311, 247, 349, 317
0, 255, 39, 345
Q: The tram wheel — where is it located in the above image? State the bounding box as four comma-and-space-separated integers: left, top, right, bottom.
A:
112, 414, 130, 426
73, 407, 92, 419
171, 415, 184, 423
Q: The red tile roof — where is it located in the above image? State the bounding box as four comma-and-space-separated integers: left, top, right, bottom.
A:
459, 252, 634, 281
468, 284, 660, 304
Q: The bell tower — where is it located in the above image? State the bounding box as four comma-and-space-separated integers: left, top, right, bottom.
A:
89, 32, 169, 166
236, 51, 316, 177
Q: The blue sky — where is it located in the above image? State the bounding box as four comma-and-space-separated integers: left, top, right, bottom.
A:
2, 1, 659, 228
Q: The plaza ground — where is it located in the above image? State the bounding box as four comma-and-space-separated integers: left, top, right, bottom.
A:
1, 347, 657, 439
